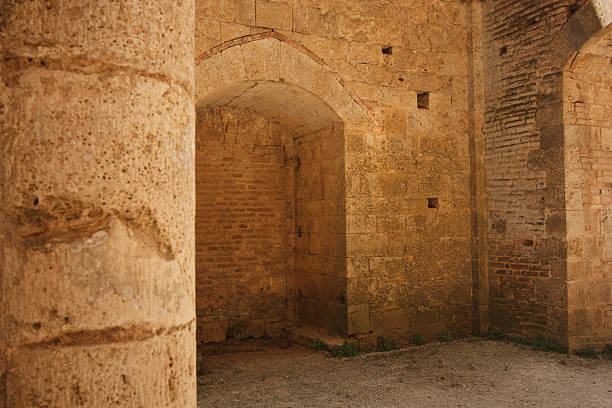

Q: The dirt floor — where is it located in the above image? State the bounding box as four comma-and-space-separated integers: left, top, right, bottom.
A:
197, 337, 612, 408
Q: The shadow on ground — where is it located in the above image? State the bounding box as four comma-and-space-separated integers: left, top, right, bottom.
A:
197, 338, 612, 408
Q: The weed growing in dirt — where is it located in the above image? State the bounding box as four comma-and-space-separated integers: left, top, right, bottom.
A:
486, 328, 506, 340
312, 338, 325, 351
412, 332, 425, 345
376, 336, 398, 352
484, 328, 567, 355
330, 341, 360, 358
602, 344, 612, 360
575, 347, 599, 359
508, 336, 567, 354
438, 332, 453, 342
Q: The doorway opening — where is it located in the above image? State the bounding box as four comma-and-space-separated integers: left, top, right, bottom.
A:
196, 80, 346, 343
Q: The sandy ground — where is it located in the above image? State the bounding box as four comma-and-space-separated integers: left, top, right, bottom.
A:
197, 338, 612, 408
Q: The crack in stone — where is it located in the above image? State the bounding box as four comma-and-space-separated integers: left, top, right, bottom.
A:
18, 320, 194, 350
7, 196, 175, 261
0, 52, 192, 98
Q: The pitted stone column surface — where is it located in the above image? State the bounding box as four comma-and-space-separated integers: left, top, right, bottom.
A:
0, 1, 195, 407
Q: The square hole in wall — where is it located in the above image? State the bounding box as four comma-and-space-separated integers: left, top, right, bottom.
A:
417, 92, 429, 109
427, 198, 439, 209
382, 46, 393, 55
499, 46, 507, 55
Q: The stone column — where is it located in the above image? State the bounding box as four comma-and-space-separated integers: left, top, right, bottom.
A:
0, 2, 195, 406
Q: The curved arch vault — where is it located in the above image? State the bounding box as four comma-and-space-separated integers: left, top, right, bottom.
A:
194, 35, 371, 342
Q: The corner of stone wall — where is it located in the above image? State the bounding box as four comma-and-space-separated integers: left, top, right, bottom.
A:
467, 0, 490, 336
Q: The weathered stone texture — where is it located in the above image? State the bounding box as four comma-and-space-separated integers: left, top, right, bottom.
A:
483, 0, 612, 348
295, 125, 347, 334
0, 1, 195, 406
195, 0, 611, 351
483, 0, 574, 342
195, 0, 480, 344
2, 2, 611, 404
564, 23, 612, 349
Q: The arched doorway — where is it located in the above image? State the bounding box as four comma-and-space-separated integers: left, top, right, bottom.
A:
194, 34, 371, 343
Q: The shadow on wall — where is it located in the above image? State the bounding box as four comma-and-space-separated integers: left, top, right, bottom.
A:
563, 22, 612, 350
195, 80, 347, 343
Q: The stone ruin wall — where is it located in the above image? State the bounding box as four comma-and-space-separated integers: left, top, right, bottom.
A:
564, 55, 612, 348
483, 0, 612, 348
195, 0, 485, 344
2, 1, 612, 406
484, 0, 577, 345
563, 21, 612, 349
196, 0, 612, 349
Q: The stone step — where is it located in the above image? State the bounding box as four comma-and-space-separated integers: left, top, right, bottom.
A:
286, 325, 355, 350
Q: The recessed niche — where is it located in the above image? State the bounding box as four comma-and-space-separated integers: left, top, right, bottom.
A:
417, 92, 430, 109
499, 46, 507, 55
427, 198, 439, 209
382, 46, 393, 55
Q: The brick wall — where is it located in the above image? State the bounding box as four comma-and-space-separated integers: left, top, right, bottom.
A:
483, 0, 588, 342
483, 0, 612, 348
195, 104, 345, 340
196, 106, 295, 341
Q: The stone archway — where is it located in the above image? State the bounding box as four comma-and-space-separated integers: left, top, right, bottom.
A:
194, 34, 372, 343
195, 32, 374, 126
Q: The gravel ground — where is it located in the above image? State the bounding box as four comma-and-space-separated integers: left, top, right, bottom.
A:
197, 337, 612, 408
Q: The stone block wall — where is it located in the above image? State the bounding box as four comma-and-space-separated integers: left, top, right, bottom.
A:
195, 0, 482, 343
195, 0, 612, 349
564, 23, 612, 349
295, 125, 347, 333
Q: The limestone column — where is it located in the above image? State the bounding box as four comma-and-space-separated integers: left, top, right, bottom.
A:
0, 2, 195, 406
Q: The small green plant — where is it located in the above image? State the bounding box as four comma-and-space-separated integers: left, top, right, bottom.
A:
486, 328, 506, 340
312, 338, 325, 351
438, 331, 453, 342
261, 332, 271, 340
575, 346, 599, 359
530, 337, 566, 353
602, 344, 612, 360
376, 336, 398, 352
330, 341, 360, 357
412, 332, 425, 346
508, 336, 567, 354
